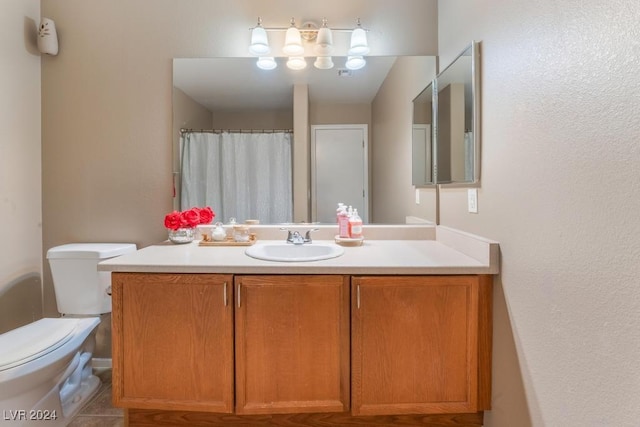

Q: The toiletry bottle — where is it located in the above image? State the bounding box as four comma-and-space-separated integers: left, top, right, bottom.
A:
336, 203, 344, 224
337, 204, 350, 238
349, 209, 363, 239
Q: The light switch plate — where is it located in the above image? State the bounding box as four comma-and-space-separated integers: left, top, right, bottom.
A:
415, 189, 420, 204
467, 189, 478, 213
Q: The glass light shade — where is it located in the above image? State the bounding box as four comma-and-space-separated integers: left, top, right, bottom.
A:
315, 27, 333, 55
283, 26, 304, 55
345, 55, 366, 70
249, 26, 270, 55
256, 57, 277, 70
286, 56, 307, 70
314, 56, 334, 69
348, 27, 370, 56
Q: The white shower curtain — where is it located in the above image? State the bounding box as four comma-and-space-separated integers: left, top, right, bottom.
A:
180, 132, 292, 223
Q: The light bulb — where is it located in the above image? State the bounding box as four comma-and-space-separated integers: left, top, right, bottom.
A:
283, 25, 304, 56
348, 27, 370, 56
314, 56, 334, 70
256, 57, 277, 70
345, 56, 366, 70
287, 56, 307, 70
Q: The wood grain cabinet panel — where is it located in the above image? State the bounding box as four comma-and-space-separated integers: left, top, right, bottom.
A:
111, 273, 234, 413
234, 275, 350, 414
351, 275, 484, 416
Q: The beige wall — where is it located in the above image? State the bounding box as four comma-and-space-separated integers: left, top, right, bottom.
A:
371, 56, 437, 223
438, 1, 640, 426
0, 0, 43, 331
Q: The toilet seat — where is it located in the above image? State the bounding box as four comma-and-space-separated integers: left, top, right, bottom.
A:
0, 318, 79, 371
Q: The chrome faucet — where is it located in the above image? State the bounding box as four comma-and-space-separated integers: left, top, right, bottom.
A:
281, 228, 319, 245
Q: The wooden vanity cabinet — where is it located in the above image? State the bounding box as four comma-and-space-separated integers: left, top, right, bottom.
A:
351, 275, 492, 416
113, 272, 492, 426
111, 273, 234, 413
234, 275, 350, 414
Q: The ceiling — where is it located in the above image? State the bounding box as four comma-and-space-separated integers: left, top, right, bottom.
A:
173, 56, 400, 111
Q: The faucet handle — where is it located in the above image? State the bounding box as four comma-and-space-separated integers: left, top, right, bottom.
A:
304, 228, 320, 242
280, 227, 295, 243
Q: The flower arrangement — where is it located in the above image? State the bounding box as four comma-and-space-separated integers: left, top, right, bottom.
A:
164, 206, 215, 230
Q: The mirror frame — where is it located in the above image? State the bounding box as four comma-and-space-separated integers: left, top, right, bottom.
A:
433, 40, 481, 186
411, 81, 435, 187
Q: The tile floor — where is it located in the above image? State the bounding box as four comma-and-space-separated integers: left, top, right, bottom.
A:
68, 369, 124, 427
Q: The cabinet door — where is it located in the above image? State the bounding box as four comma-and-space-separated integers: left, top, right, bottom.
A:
352, 276, 479, 415
235, 275, 350, 414
112, 273, 234, 413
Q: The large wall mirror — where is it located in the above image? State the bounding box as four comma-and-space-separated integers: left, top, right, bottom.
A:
434, 41, 480, 185
173, 56, 437, 225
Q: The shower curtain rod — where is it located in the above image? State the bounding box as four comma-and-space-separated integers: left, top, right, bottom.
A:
180, 128, 293, 135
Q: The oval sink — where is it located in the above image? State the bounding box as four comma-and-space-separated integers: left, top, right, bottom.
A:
245, 243, 344, 262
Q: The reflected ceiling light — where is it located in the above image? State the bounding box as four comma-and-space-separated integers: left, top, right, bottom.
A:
348, 18, 370, 56
345, 55, 366, 70
287, 56, 307, 70
282, 18, 304, 56
248, 18, 270, 55
314, 56, 334, 70
256, 57, 277, 70
315, 18, 333, 55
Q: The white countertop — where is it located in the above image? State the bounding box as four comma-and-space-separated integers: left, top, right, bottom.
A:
98, 226, 499, 275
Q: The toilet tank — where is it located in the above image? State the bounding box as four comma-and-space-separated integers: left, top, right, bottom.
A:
47, 243, 137, 315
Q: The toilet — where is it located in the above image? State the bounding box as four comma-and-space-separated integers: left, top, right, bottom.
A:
0, 243, 136, 426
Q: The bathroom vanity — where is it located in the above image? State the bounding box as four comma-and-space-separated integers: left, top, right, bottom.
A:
99, 225, 499, 426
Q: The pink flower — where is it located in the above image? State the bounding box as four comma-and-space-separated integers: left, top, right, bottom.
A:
165, 206, 215, 231
199, 206, 215, 224
164, 211, 183, 231
181, 208, 201, 228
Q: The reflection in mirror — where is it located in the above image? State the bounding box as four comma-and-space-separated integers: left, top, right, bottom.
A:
434, 41, 480, 185
412, 82, 434, 186
173, 56, 437, 224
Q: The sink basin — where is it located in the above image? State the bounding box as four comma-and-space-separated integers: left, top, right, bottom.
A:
245, 243, 344, 262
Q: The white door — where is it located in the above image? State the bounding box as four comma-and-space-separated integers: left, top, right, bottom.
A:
311, 125, 368, 223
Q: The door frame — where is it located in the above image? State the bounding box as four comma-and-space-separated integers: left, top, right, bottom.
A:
310, 124, 369, 223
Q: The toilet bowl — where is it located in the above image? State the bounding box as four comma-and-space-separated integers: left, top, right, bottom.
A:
0, 243, 136, 426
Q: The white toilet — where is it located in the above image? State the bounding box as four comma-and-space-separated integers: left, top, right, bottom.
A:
0, 243, 136, 426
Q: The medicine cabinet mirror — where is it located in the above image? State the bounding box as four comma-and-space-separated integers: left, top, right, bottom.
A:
434, 41, 480, 185
411, 82, 434, 186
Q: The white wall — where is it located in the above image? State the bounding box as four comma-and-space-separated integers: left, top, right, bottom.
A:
0, 0, 43, 330
437, 1, 640, 426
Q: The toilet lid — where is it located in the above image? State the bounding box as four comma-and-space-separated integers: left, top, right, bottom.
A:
0, 318, 78, 371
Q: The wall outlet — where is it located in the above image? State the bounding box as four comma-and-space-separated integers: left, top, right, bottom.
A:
415, 189, 420, 204
467, 189, 478, 213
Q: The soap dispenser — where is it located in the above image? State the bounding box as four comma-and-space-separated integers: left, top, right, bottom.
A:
348, 209, 363, 239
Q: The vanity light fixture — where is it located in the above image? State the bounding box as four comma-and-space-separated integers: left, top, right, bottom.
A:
286, 56, 307, 70
282, 18, 304, 56
248, 18, 270, 55
348, 18, 370, 56
345, 55, 366, 70
248, 17, 370, 71
314, 56, 334, 70
256, 57, 277, 70
315, 19, 333, 56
